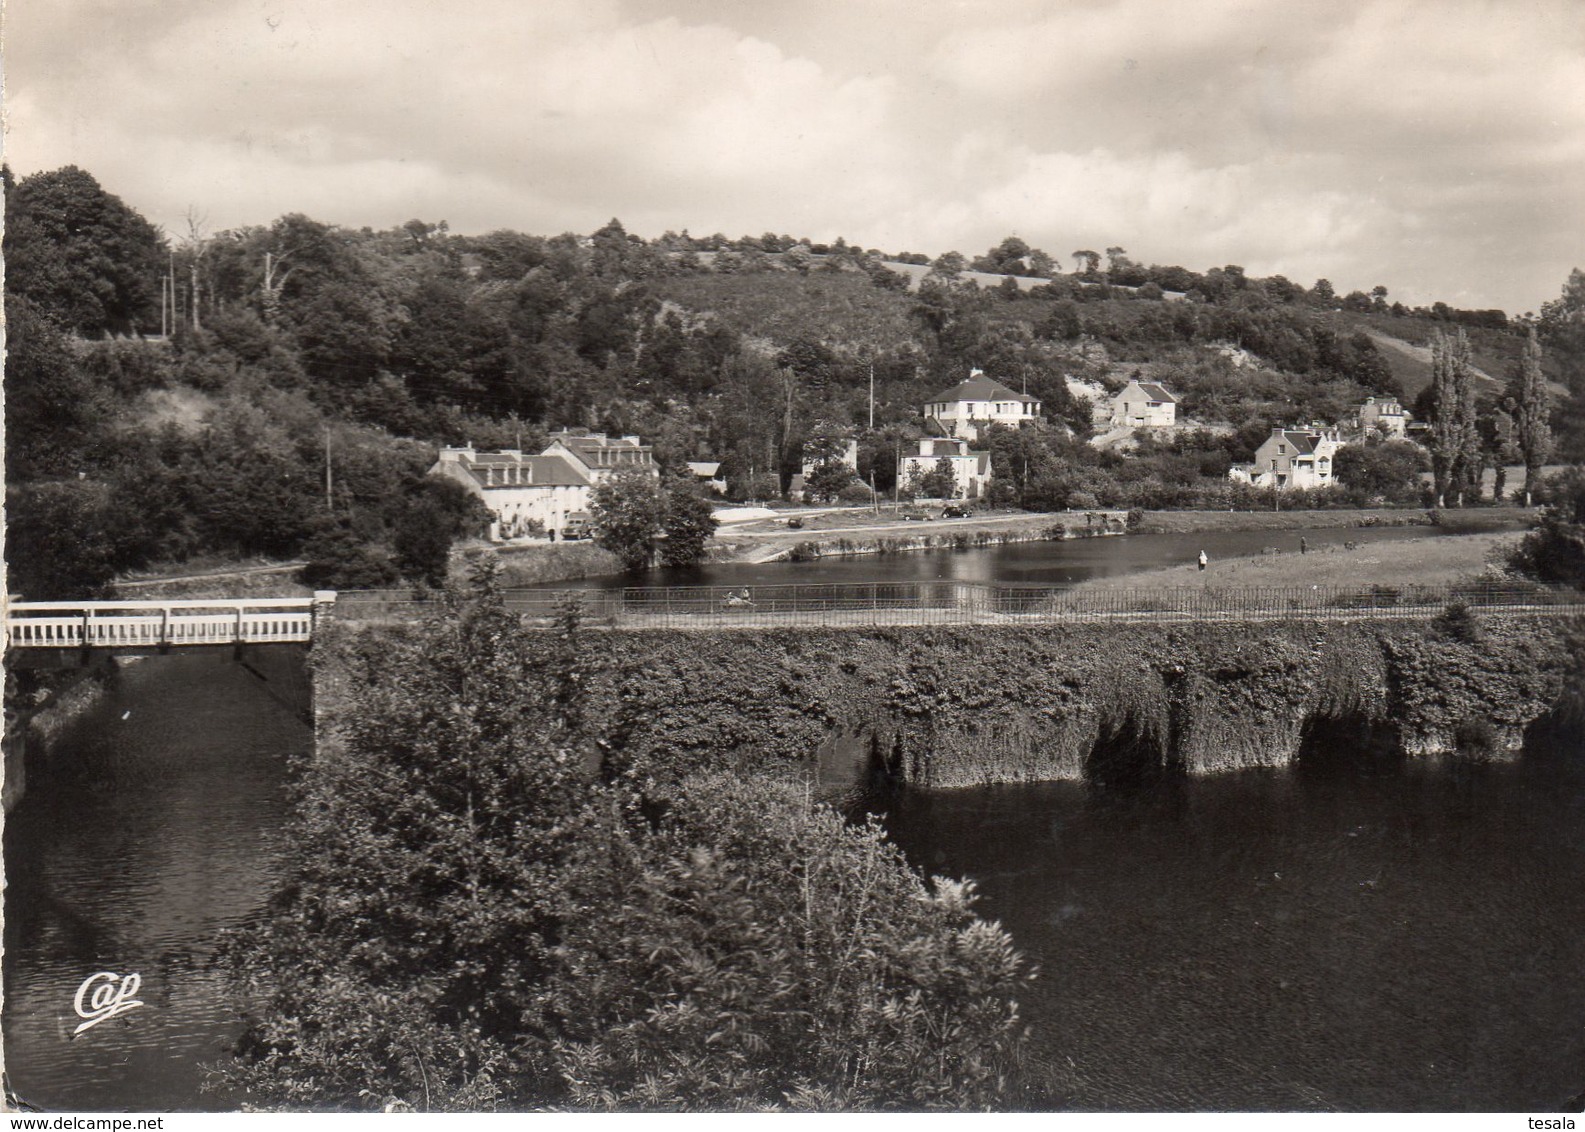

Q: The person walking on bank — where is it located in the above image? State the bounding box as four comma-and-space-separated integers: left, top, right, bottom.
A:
1300, 536, 1308, 555
1197, 550, 1208, 572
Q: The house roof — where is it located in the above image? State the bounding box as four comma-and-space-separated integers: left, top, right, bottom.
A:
547, 433, 655, 469
926, 375, 1038, 405
687, 462, 722, 477
451, 451, 590, 488
1120, 380, 1178, 403
1281, 431, 1319, 455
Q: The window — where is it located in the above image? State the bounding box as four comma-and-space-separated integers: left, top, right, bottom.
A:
1278, 444, 1287, 454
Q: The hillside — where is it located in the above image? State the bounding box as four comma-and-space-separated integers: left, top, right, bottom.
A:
5, 163, 1581, 599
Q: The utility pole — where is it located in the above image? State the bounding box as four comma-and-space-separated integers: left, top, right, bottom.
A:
324, 427, 334, 512
160, 272, 168, 337
190, 257, 202, 331
868, 363, 875, 430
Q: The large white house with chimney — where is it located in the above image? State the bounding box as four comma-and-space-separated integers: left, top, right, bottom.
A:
923, 370, 1041, 439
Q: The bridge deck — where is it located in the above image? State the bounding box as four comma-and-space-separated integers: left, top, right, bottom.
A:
8, 584, 1583, 645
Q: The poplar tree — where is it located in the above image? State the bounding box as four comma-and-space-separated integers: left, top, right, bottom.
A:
1509, 328, 1553, 506
1430, 329, 1480, 507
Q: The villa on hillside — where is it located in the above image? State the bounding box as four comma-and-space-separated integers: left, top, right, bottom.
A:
923, 370, 1041, 439
430, 446, 592, 540
898, 436, 992, 500
1228, 425, 1345, 490
1359, 396, 1410, 439
1110, 379, 1179, 429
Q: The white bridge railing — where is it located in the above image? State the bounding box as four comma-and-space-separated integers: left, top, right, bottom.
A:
4, 596, 334, 649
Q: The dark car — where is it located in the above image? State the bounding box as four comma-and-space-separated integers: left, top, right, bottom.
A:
786, 516, 804, 529
900, 506, 931, 521
942, 503, 974, 518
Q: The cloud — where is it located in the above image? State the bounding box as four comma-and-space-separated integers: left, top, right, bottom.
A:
7, 0, 1584, 311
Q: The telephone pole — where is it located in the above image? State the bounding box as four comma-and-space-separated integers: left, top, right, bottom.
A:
868, 363, 875, 429
324, 427, 334, 511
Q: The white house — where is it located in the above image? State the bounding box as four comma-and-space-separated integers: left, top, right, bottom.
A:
899, 436, 992, 500
543, 431, 658, 484
923, 370, 1041, 439
429, 447, 592, 540
1359, 396, 1410, 439
1110, 379, 1178, 428
1231, 426, 1345, 490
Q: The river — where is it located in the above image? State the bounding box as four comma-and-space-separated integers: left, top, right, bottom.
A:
5, 528, 1580, 1112
539, 521, 1472, 590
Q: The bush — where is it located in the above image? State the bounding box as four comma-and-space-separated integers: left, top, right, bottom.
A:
1509, 466, 1585, 585
837, 481, 877, 506
219, 574, 1032, 1111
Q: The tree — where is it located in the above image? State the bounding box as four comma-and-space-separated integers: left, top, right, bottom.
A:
658, 479, 718, 567
591, 468, 664, 571
549, 775, 1030, 1111
1508, 328, 1553, 505
1333, 440, 1428, 505
1510, 467, 1585, 585
907, 456, 958, 500
1428, 329, 1480, 506
1072, 250, 1101, 275
300, 517, 401, 589
927, 251, 967, 283
220, 573, 1033, 1111
805, 460, 856, 502
4, 165, 167, 336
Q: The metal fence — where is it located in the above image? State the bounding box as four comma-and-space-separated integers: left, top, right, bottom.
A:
332, 580, 1585, 630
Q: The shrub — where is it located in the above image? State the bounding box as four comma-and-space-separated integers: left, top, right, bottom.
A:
218, 573, 1032, 1111
837, 481, 877, 506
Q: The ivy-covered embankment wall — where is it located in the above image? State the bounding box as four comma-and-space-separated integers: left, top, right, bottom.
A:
315, 615, 1584, 788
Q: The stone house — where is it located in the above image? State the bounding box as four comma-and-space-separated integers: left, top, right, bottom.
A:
1231, 426, 1345, 490
1110, 379, 1178, 428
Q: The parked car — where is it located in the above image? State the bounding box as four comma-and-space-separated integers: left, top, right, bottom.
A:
786, 516, 804, 529
562, 513, 592, 540
942, 503, 974, 518
900, 506, 931, 521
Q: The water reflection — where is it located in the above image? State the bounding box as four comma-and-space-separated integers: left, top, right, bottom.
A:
882, 730, 1585, 1111
3, 650, 307, 1112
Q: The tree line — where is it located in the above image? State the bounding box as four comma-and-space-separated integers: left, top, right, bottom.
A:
6, 163, 1583, 597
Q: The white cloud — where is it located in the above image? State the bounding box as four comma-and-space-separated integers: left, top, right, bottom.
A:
7, 0, 1584, 311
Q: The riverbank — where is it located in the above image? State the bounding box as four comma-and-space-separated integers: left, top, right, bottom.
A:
714, 509, 1126, 563
1066, 530, 1526, 593
1133, 506, 1537, 535
3, 662, 118, 812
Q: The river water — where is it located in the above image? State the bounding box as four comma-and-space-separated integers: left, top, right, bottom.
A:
539, 522, 1468, 590
6, 527, 1580, 1112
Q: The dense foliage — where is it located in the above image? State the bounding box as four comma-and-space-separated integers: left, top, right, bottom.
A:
220, 575, 1032, 1111
1510, 467, 1585, 585
6, 161, 1582, 598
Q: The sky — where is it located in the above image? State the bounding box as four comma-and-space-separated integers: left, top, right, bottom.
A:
6, 0, 1582, 314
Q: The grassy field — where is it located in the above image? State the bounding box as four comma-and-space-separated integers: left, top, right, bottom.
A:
1133, 507, 1537, 535
1067, 530, 1526, 593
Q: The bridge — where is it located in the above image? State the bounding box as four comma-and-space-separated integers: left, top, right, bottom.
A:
7, 583, 1583, 650
4, 595, 334, 654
